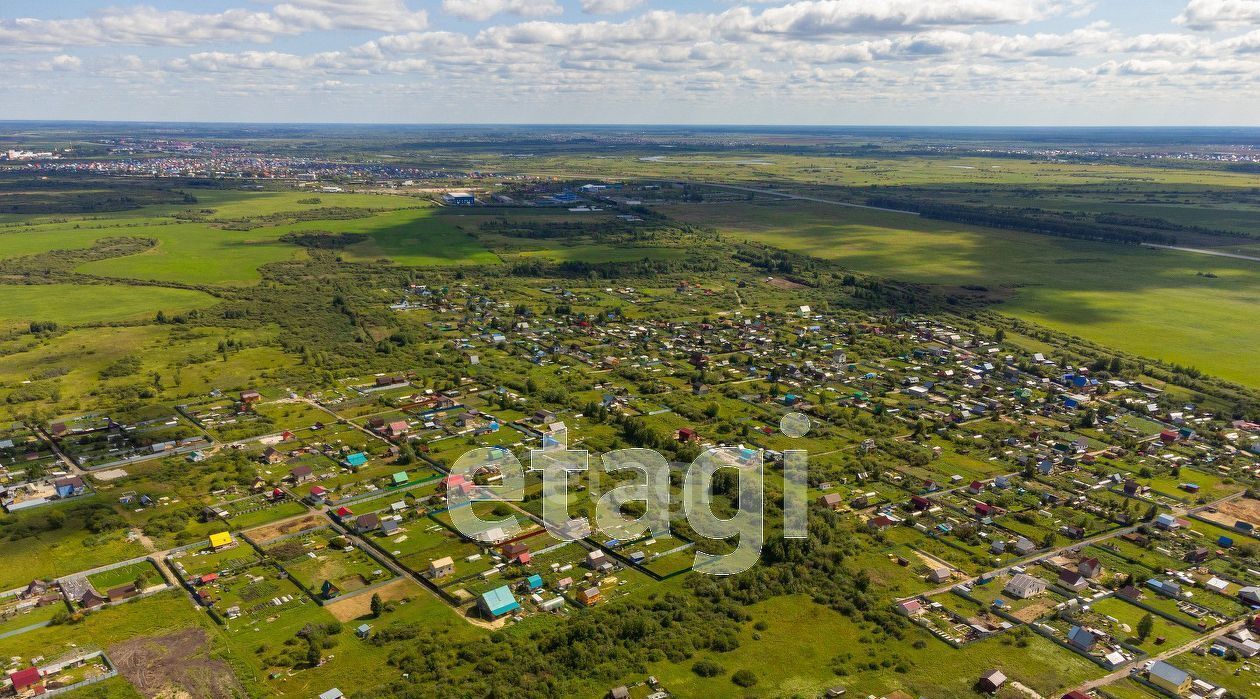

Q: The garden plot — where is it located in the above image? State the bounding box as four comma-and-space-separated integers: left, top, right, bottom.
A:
1137, 587, 1236, 629
265, 528, 393, 597
214, 491, 308, 531
371, 517, 495, 580
963, 572, 1071, 623
167, 542, 262, 581
905, 595, 1010, 646
51, 408, 208, 469
0, 594, 68, 637
86, 560, 163, 594
617, 533, 696, 578
197, 560, 312, 627
180, 396, 275, 442
0, 423, 58, 476
321, 463, 444, 506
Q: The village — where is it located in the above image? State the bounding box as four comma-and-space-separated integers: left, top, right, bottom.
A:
1, 273, 1259, 699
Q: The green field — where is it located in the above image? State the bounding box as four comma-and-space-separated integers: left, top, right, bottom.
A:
649, 594, 1104, 698
0, 284, 216, 329
663, 200, 1260, 386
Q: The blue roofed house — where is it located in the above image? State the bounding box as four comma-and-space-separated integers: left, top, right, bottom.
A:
479, 585, 521, 619
523, 574, 544, 591
54, 476, 86, 498
343, 452, 368, 468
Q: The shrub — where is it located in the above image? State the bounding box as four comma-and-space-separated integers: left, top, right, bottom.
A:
692, 659, 726, 678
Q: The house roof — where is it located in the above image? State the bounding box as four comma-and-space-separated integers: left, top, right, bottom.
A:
344, 452, 368, 466
9, 667, 41, 689
980, 669, 1006, 685
208, 532, 233, 548
1005, 573, 1045, 596
1068, 626, 1096, 648
480, 585, 520, 616
318, 689, 345, 699
1149, 661, 1188, 686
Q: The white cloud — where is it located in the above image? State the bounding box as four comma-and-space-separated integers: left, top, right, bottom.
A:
720, 0, 1087, 37
581, 0, 646, 14
270, 1, 429, 32
442, 0, 564, 22
39, 54, 82, 71
1175, 0, 1260, 30
0, 2, 428, 52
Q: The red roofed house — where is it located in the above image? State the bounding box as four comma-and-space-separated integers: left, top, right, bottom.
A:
443, 474, 475, 496
9, 667, 42, 694
677, 428, 699, 443
387, 421, 409, 438
968, 480, 985, 495
910, 495, 931, 511
869, 515, 894, 530
503, 542, 531, 564
975, 502, 1003, 517
1159, 429, 1179, 444
896, 599, 923, 617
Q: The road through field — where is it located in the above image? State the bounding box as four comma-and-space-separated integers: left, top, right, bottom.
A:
1141, 243, 1260, 262
682, 181, 921, 215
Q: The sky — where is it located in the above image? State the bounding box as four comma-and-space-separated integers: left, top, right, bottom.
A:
1, 0, 1259, 125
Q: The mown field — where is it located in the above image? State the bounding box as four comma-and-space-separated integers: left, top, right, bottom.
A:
0, 284, 215, 330
662, 200, 1260, 387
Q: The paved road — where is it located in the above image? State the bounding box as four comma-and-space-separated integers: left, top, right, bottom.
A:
1069, 618, 1248, 694
680, 181, 921, 215
1141, 243, 1260, 262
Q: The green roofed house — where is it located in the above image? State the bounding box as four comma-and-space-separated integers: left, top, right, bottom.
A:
479, 585, 521, 619
392, 471, 409, 486
343, 452, 368, 468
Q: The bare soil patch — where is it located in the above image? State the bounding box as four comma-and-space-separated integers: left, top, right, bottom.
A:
1214, 497, 1260, 528
1011, 597, 1059, 623
245, 513, 325, 545
109, 628, 242, 699
324, 578, 418, 622
765, 276, 806, 290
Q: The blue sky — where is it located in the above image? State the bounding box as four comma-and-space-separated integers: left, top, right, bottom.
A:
2, 1, 1258, 124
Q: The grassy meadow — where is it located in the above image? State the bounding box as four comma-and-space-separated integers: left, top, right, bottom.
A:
0, 284, 216, 329
648, 594, 1103, 698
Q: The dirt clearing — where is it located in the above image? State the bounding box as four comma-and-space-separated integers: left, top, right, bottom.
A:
245, 513, 326, 545
325, 578, 420, 622
109, 628, 242, 699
